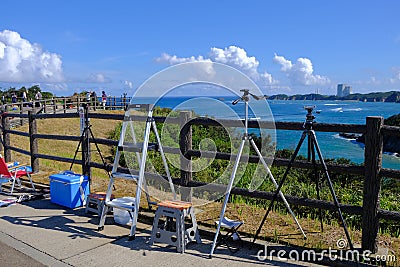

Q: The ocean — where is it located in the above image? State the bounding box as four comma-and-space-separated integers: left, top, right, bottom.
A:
132, 96, 400, 170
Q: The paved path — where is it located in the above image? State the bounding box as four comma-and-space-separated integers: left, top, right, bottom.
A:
0, 197, 326, 267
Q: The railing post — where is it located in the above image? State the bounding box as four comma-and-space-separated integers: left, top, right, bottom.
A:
53, 97, 56, 114
77, 96, 80, 113
179, 111, 192, 202
20, 107, 24, 126
63, 97, 67, 113
2, 113, 11, 162
43, 100, 47, 113
28, 111, 39, 173
362, 116, 383, 253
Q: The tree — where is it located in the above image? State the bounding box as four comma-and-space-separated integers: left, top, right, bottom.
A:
28, 85, 41, 99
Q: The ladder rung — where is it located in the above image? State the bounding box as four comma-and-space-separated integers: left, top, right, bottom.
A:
118, 142, 158, 152
111, 172, 139, 180
105, 199, 136, 211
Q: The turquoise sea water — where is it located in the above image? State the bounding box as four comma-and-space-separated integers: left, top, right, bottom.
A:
134, 96, 400, 170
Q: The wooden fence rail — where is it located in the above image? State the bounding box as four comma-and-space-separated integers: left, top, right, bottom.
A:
0, 105, 400, 254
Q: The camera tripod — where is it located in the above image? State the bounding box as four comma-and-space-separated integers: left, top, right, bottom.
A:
253, 106, 355, 252
209, 90, 305, 258
70, 104, 111, 186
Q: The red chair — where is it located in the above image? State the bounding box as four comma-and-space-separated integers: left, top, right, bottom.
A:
0, 157, 35, 195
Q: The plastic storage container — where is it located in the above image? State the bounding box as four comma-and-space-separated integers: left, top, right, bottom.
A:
112, 197, 135, 225
49, 171, 89, 208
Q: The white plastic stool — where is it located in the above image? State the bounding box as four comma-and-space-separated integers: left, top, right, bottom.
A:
85, 192, 114, 215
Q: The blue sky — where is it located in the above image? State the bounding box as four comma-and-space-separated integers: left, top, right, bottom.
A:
1, 0, 400, 96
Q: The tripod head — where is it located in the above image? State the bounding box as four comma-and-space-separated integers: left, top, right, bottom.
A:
304, 105, 316, 129
232, 89, 267, 105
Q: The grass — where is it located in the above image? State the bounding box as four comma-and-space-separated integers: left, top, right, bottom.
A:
7, 109, 399, 266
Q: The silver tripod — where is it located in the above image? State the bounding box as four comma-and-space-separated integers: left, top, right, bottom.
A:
209, 90, 306, 258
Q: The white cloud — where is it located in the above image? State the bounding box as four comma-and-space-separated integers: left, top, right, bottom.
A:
156, 46, 277, 85
156, 52, 211, 65
273, 54, 330, 85
86, 73, 111, 83
123, 80, 133, 89
389, 68, 400, 84
0, 30, 64, 83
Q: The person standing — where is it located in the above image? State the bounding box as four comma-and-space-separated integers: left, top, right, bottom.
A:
35, 91, 42, 107
11, 93, 17, 103
101, 91, 107, 109
22, 90, 27, 102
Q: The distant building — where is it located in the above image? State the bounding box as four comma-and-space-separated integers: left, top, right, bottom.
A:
337, 84, 345, 97
343, 85, 352, 96
337, 84, 352, 97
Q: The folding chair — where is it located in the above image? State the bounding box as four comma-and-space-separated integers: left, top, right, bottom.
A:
214, 217, 244, 253
0, 157, 35, 195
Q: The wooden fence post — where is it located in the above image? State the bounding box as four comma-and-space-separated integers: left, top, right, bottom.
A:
53, 97, 56, 114
28, 111, 39, 173
179, 111, 192, 202
2, 113, 11, 162
20, 108, 24, 126
63, 97, 67, 113
362, 116, 383, 253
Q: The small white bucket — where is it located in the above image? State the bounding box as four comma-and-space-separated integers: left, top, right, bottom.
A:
112, 197, 135, 225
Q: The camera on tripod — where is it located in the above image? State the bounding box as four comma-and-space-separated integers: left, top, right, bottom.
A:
304, 105, 316, 122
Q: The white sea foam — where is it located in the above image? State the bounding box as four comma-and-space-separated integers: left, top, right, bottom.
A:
333, 133, 357, 141
331, 107, 343, 112
344, 108, 362, 111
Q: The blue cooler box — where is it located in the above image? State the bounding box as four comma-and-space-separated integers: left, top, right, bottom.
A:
49, 171, 89, 208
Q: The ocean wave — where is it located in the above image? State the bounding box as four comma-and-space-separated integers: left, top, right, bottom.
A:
331, 107, 343, 112
324, 103, 339, 106
344, 108, 362, 111
384, 152, 400, 158
333, 133, 357, 141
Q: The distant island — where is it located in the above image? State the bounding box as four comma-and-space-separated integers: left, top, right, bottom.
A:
267, 90, 400, 103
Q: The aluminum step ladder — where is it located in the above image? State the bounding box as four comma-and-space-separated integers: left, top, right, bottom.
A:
98, 104, 176, 240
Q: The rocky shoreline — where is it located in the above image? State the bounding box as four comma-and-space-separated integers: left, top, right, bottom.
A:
339, 132, 400, 157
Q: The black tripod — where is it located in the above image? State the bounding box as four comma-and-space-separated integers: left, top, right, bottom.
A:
70, 104, 111, 186
253, 106, 355, 252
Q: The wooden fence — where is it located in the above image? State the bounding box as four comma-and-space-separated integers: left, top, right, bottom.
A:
0, 104, 400, 254
1, 95, 131, 115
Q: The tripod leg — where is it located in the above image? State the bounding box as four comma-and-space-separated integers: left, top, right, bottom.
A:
88, 126, 115, 190
249, 139, 306, 239
253, 131, 308, 244
311, 141, 324, 232
70, 131, 84, 170
210, 138, 246, 258
310, 131, 355, 251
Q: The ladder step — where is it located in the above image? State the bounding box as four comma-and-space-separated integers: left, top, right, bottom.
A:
118, 142, 158, 152
105, 199, 136, 211
111, 172, 139, 180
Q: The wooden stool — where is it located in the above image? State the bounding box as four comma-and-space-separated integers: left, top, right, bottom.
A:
85, 192, 114, 215
149, 200, 201, 253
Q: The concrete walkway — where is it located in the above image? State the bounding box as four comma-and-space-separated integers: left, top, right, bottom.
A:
0, 197, 329, 267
